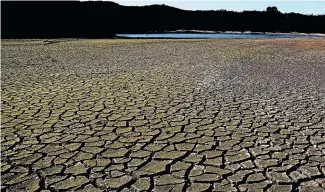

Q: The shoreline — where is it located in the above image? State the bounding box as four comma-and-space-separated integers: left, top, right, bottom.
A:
134, 30, 325, 36
115, 31, 325, 39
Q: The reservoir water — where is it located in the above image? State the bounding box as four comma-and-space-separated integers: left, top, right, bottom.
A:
116, 33, 322, 39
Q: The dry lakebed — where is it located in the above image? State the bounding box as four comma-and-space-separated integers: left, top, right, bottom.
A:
1, 38, 325, 191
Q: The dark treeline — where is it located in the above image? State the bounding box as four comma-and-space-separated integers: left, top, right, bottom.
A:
2, 1, 325, 38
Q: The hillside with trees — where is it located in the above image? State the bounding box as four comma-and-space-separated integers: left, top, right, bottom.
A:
2, 1, 325, 38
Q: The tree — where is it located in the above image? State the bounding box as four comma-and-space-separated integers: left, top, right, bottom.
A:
266, 6, 279, 12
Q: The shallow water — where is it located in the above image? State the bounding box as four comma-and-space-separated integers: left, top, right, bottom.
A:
116, 33, 322, 39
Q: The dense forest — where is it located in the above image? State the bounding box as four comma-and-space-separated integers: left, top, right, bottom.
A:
2, 1, 325, 38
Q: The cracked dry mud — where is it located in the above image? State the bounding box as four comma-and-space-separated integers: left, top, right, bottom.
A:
1, 38, 325, 192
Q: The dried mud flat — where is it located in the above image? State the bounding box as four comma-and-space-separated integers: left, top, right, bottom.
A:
1, 38, 325, 192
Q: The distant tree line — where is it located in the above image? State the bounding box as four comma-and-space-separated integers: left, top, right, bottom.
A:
2, 1, 325, 38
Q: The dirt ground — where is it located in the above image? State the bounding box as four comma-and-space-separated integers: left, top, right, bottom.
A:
1, 38, 325, 191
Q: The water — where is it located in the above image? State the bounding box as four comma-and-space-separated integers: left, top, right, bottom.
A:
116, 33, 322, 39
